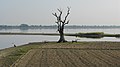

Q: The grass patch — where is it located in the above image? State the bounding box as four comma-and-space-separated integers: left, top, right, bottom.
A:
77, 32, 104, 38
0, 43, 42, 67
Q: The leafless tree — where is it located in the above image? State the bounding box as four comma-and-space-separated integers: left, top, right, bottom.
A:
52, 7, 70, 43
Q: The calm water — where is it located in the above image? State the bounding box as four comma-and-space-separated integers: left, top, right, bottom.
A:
0, 28, 120, 49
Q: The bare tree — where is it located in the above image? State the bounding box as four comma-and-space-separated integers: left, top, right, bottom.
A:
52, 7, 70, 43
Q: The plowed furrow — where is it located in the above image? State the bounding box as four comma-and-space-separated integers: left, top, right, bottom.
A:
100, 50, 120, 66
13, 49, 38, 67
56, 49, 76, 67
40, 49, 48, 67
90, 50, 114, 67
25, 49, 44, 67
108, 50, 120, 58
12, 48, 120, 67
47, 49, 66, 67
71, 50, 97, 67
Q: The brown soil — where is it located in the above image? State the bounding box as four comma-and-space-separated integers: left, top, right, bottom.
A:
12, 42, 120, 67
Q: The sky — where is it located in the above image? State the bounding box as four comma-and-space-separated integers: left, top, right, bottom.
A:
0, 0, 120, 25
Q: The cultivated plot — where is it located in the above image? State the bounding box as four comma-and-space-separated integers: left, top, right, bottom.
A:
12, 48, 120, 67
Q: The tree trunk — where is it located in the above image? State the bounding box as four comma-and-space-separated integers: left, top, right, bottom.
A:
57, 30, 67, 43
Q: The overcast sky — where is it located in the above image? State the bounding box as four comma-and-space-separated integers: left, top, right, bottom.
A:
0, 0, 120, 25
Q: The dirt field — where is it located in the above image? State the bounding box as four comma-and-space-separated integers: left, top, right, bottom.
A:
11, 42, 120, 67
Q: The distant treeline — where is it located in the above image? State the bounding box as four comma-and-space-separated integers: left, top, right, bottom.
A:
0, 24, 120, 30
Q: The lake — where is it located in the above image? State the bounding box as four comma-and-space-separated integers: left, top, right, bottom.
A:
0, 28, 120, 49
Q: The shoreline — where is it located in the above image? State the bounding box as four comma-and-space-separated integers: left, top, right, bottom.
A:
1, 41, 120, 51
1, 41, 120, 50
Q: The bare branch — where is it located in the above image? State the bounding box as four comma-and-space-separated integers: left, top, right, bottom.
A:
55, 21, 60, 26
57, 9, 62, 13
53, 7, 70, 32
67, 7, 70, 13
55, 21, 60, 31
64, 20, 69, 25
55, 21, 58, 24
57, 25, 60, 31
52, 13, 58, 18
57, 8, 63, 22
63, 7, 70, 23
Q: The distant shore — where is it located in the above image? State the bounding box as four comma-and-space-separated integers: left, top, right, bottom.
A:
1, 24, 120, 30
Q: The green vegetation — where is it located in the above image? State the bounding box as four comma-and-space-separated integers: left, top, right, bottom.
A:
77, 32, 104, 38
0, 43, 41, 67
104, 34, 120, 38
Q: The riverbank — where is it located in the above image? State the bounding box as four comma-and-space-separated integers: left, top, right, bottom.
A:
0, 42, 120, 67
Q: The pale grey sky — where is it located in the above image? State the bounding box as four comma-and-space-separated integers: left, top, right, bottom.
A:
0, 0, 120, 25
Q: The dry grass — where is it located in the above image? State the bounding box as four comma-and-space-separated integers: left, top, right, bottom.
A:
10, 42, 120, 67
0, 43, 43, 67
